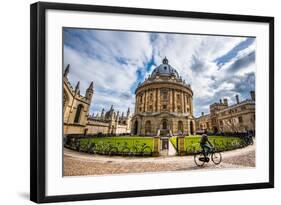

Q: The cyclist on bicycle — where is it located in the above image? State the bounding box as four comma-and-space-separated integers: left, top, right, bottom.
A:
200, 133, 213, 161
244, 130, 253, 145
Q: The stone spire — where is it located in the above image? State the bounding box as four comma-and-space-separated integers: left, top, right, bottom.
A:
250, 91, 255, 101
101, 108, 105, 118
108, 105, 115, 119
64, 64, 70, 77
88, 81, 93, 89
86, 81, 94, 101
75, 81, 80, 94
235, 94, 240, 104
126, 107, 130, 117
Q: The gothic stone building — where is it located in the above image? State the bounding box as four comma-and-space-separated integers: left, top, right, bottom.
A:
63, 65, 131, 136
131, 57, 196, 136
195, 91, 255, 134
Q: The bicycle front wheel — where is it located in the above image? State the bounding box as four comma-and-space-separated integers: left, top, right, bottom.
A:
142, 146, 152, 157
129, 147, 137, 157
194, 153, 205, 167
87, 144, 95, 154
211, 152, 222, 165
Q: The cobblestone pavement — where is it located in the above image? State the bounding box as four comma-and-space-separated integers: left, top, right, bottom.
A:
64, 144, 255, 176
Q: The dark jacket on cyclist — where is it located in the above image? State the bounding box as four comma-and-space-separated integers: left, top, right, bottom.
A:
200, 134, 212, 146
200, 134, 213, 160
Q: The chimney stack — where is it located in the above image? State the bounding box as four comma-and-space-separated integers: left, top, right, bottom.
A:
220, 99, 222, 104
235, 94, 240, 104
223, 98, 228, 106
250, 91, 255, 101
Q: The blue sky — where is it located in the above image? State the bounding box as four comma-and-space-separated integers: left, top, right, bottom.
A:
63, 28, 256, 117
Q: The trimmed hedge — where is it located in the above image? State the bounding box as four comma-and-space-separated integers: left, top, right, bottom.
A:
169, 135, 247, 155
185, 135, 246, 155
67, 136, 154, 155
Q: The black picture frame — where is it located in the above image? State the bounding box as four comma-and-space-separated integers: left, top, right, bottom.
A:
30, 1, 274, 203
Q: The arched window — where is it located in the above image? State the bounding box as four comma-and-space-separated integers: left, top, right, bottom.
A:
63, 91, 69, 110
190, 121, 194, 135
74, 104, 83, 123
133, 121, 138, 135
140, 94, 143, 103
162, 91, 168, 100
145, 121, 152, 135
178, 121, 183, 133
149, 93, 153, 101
162, 119, 168, 129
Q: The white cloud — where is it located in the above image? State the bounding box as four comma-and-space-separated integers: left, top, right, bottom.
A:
64, 30, 154, 114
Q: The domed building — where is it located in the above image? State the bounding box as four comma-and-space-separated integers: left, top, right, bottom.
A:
131, 57, 195, 137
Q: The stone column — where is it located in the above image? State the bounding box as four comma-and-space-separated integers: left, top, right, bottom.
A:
177, 136, 185, 156
187, 95, 190, 114
190, 97, 193, 115
174, 90, 177, 112
153, 136, 160, 156
143, 90, 146, 112
157, 89, 160, 112
185, 94, 188, 113
146, 90, 149, 112
155, 89, 158, 112
183, 94, 187, 113
135, 95, 138, 114
172, 89, 175, 112
181, 91, 184, 113
153, 89, 156, 112
169, 89, 173, 112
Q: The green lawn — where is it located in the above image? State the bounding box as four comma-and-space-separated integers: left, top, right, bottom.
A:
79, 136, 154, 154
170, 136, 178, 149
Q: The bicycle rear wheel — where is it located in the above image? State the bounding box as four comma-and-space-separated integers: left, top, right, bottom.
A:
211, 152, 222, 165
194, 153, 205, 167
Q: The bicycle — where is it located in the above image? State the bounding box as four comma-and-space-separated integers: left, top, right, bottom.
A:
194, 146, 222, 167
100, 142, 118, 156
116, 142, 131, 156
79, 138, 96, 153
95, 141, 105, 154
107, 142, 119, 156
130, 141, 152, 157
244, 136, 254, 146
68, 137, 80, 151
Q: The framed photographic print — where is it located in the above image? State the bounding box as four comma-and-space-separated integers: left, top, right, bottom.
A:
30, 1, 274, 203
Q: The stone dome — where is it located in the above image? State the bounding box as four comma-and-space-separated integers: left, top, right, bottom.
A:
150, 57, 180, 79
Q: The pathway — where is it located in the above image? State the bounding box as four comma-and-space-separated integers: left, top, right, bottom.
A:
168, 140, 177, 156
64, 143, 255, 176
